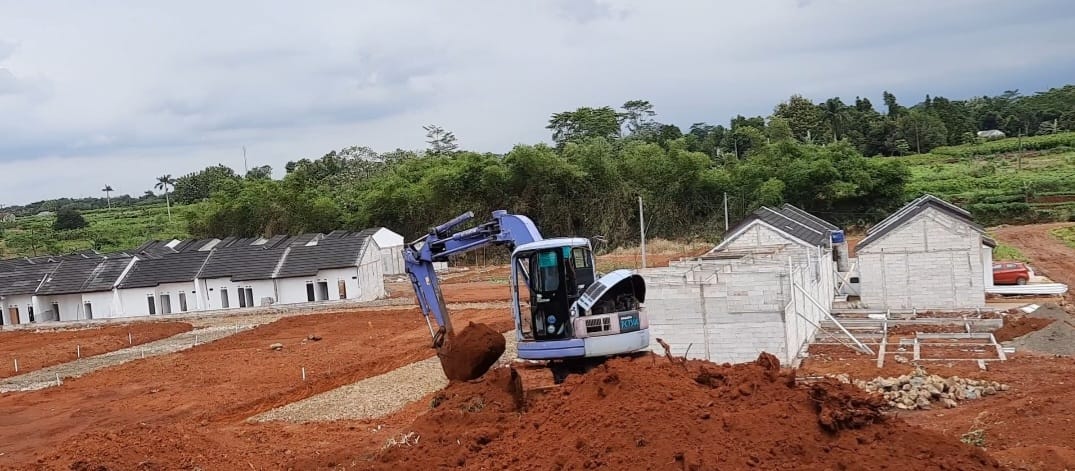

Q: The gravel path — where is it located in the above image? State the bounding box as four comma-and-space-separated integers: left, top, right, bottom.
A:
251, 331, 519, 423
0, 324, 258, 393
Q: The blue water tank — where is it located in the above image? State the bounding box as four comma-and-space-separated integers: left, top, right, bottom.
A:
830, 230, 845, 243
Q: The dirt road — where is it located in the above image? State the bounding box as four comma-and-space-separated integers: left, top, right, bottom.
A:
993, 222, 1075, 304
0, 307, 513, 469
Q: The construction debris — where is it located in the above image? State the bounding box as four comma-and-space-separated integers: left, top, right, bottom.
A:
831, 366, 1008, 411
269, 343, 284, 351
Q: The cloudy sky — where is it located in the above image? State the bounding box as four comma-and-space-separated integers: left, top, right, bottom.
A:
1, 0, 1074, 205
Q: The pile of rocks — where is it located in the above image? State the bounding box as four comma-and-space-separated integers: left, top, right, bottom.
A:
831, 367, 1008, 410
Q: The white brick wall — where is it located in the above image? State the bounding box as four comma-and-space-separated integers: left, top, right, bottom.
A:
858, 207, 986, 309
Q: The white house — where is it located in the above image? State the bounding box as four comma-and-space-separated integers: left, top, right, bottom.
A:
0, 259, 57, 325
195, 243, 287, 311
640, 204, 839, 365
855, 194, 994, 310
272, 231, 385, 304
33, 255, 135, 321
115, 251, 211, 317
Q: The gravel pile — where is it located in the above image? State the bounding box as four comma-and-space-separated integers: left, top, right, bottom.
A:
251, 331, 518, 423
831, 366, 1008, 411
1001, 304, 1075, 356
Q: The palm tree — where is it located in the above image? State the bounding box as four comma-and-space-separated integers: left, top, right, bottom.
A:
155, 174, 177, 221
101, 185, 113, 209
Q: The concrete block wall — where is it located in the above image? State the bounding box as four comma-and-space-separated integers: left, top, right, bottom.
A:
858, 208, 987, 310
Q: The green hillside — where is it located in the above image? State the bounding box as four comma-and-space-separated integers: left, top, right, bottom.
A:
902, 132, 1075, 225
0, 203, 198, 258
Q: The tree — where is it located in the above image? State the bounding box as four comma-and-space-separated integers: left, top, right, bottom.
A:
883, 91, 904, 118
245, 165, 273, 180
1039, 119, 1060, 135
772, 95, 829, 143
621, 100, 656, 135
423, 125, 458, 155
53, 207, 88, 231
897, 110, 948, 153
101, 185, 113, 209
155, 174, 177, 221
547, 106, 622, 146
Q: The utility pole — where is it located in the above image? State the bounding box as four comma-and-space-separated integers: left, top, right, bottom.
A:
723, 192, 730, 232
638, 195, 646, 269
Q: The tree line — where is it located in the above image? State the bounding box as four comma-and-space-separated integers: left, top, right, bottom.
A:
6, 84, 1074, 250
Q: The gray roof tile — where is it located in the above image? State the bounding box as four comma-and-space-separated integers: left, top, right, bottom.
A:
119, 252, 210, 289
274, 234, 371, 279
857, 195, 994, 250
37, 256, 133, 295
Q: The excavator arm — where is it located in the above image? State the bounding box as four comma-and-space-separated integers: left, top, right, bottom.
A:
403, 210, 542, 347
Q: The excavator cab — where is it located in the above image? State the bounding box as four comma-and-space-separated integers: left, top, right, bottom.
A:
514, 241, 596, 341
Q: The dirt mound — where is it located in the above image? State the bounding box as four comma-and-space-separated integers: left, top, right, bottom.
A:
438, 322, 506, 382
993, 315, 1054, 342
359, 353, 1000, 470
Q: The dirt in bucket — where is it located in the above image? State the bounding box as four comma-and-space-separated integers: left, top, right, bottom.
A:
437, 321, 507, 382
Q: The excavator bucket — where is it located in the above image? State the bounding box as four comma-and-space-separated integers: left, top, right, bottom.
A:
436, 321, 506, 382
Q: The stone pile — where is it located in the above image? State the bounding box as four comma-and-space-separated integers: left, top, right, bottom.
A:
831, 366, 1008, 410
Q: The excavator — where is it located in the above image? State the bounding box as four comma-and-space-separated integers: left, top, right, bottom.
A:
403, 210, 650, 383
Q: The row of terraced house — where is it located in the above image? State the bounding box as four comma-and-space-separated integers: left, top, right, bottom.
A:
0, 227, 413, 325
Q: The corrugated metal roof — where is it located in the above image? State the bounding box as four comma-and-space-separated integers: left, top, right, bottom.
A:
274, 235, 369, 279
36, 255, 133, 295
856, 195, 994, 250
119, 251, 211, 289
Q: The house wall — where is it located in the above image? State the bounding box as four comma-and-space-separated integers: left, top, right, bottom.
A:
639, 250, 831, 366
857, 207, 987, 310
197, 278, 278, 311
277, 245, 386, 305
381, 245, 405, 275
80, 291, 118, 319
1, 294, 35, 325
33, 293, 87, 322
118, 281, 200, 318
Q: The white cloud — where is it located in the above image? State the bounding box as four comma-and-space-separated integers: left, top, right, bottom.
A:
0, 0, 1073, 204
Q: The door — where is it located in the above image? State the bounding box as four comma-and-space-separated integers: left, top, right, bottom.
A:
221, 289, 229, 308
52, 303, 61, 321
179, 293, 188, 312
245, 288, 254, 307
7, 307, 18, 326
147, 296, 156, 315
529, 248, 571, 340
306, 282, 315, 302
160, 294, 172, 314
338, 280, 348, 299
317, 282, 329, 301
84, 302, 94, 320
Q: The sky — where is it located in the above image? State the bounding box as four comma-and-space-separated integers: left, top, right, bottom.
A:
1, 0, 1074, 205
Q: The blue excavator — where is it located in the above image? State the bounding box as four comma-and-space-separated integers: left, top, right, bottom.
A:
403, 210, 650, 382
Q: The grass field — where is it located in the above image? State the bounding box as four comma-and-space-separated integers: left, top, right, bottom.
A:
0, 203, 200, 258
1051, 226, 1075, 250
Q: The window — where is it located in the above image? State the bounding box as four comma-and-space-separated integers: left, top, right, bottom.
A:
179, 293, 188, 312
1005, 263, 1019, 269
532, 250, 561, 292
306, 282, 316, 302
147, 296, 156, 315
84, 302, 94, 319
221, 289, 230, 309
571, 247, 592, 268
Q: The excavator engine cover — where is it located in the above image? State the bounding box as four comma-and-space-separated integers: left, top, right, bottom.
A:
437, 321, 506, 382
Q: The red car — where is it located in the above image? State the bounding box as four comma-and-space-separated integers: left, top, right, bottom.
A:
993, 261, 1033, 285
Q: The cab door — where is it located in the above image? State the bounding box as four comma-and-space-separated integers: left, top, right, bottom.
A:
529, 248, 571, 340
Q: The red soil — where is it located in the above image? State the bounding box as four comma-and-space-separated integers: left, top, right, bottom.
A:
353, 353, 1000, 470
438, 321, 507, 381
0, 321, 193, 378
992, 315, 1055, 342
0, 307, 514, 470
